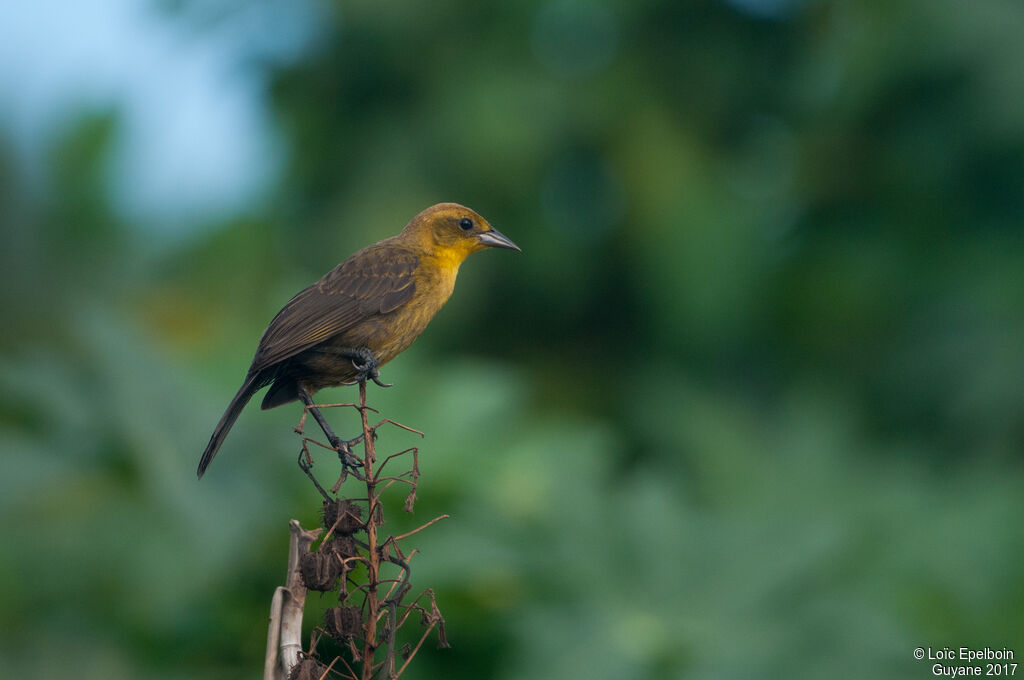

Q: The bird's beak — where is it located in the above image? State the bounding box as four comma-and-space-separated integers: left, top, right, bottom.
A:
477, 228, 521, 251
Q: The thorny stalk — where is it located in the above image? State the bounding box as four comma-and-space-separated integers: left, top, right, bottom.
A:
275, 380, 449, 680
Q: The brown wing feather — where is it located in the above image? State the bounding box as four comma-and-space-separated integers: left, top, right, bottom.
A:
248, 244, 418, 374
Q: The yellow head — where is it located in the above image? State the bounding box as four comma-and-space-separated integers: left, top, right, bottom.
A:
401, 203, 520, 266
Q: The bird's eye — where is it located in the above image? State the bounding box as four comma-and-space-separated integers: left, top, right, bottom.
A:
459, 217, 474, 231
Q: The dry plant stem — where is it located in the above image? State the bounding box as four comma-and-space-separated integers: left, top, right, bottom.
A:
389, 515, 449, 543
264, 588, 284, 680
393, 623, 438, 678
371, 419, 425, 437
273, 382, 444, 678
357, 379, 382, 680
298, 444, 334, 501
391, 593, 446, 679
321, 657, 341, 679
380, 551, 419, 602
265, 520, 321, 680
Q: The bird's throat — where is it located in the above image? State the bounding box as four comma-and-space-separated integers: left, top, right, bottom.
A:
429, 247, 469, 281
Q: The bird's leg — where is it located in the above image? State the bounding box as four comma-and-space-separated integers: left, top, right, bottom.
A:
340, 347, 393, 388
297, 385, 364, 473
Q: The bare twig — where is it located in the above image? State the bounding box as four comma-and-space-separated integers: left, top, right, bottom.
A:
388, 515, 450, 544
371, 419, 425, 437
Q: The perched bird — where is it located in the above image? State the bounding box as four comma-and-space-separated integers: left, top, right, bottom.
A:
197, 203, 519, 478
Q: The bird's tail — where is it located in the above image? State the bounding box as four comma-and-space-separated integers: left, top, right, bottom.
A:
197, 373, 261, 478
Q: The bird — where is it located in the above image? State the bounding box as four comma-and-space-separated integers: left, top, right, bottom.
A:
197, 202, 519, 478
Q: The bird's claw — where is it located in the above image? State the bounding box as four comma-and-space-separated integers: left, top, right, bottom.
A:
348, 348, 392, 388
331, 435, 364, 471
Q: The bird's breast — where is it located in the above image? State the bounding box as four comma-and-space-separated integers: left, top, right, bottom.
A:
345, 256, 458, 365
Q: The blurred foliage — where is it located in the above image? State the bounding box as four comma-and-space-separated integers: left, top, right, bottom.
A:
2, 0, 1024, 678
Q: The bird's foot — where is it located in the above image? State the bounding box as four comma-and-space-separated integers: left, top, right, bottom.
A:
329, 433, 365, 472
346, 347, 393, 388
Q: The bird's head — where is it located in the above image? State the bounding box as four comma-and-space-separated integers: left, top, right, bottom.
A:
403, 203, 520, 265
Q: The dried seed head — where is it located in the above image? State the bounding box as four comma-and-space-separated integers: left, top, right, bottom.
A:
323, 499, 363, 535
324, 605, 363, 642
325, 535, 358, 559
299, 551, 340, 591
288, 656, 331, 680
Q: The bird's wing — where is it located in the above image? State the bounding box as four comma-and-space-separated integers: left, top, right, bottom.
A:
248, 245, 419, 373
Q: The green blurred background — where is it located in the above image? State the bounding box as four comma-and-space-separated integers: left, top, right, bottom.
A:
2, 0, 1023, 678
